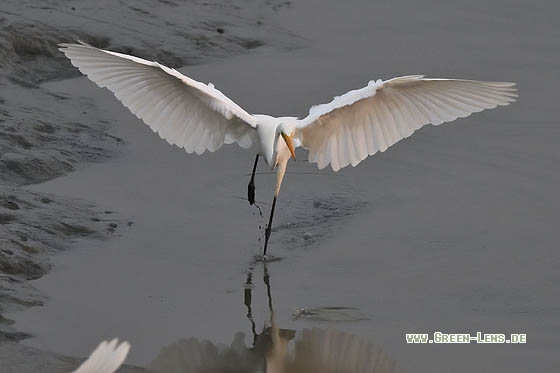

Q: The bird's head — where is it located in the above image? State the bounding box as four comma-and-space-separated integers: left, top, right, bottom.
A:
277, 123, 296, 160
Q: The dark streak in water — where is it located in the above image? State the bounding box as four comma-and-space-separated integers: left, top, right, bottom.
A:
292, 306, 370, 322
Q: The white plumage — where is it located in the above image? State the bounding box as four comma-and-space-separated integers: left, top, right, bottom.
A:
59, 42, 257, 155
72, 339, 130, 373
298, 76, 516, 171
59, 42, 517, 254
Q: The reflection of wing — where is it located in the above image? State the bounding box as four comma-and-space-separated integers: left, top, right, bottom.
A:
286, 328, 397, 373
149, 328, 397, 373
72, 339, 130, 373
59, 42, 257, 153
148, 333, 260, 373
296, 76, 517, 171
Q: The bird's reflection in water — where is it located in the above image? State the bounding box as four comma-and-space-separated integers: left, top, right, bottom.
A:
148, 263, 398, 373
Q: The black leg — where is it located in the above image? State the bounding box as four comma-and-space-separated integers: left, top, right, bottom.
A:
248, 155, 259, 205
263, 195, 277, 256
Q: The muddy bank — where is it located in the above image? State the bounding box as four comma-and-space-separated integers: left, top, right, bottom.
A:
0, 186, 125, 341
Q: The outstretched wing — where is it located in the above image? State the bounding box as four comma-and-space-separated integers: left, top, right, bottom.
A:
72, 339, 130, 373
296, 75, 517, 171
59, 42, 257, 154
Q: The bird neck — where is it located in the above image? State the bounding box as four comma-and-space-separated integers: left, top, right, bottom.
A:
255, 119, 281, 168
255, 116, 298, 169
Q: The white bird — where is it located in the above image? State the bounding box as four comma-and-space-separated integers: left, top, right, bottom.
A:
72, 339, 130, 373
59, 42, 517, 255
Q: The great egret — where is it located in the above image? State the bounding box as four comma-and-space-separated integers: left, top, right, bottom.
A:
59, 42, 517, 255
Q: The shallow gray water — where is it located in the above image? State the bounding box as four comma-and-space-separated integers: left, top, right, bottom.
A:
5, 0, 560, 372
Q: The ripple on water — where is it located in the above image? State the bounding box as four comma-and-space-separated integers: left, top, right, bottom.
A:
274, 193, 368, 250
292, 306, 370, 322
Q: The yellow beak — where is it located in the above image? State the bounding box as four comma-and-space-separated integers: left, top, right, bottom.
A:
281, 132, 296, 160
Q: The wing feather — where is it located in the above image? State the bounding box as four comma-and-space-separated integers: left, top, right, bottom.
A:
59, 42, 257, 153
296, 76, 517, 171
72, 339, 130, 373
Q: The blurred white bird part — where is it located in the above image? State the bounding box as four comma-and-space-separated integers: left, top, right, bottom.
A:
72, 339, 130, 373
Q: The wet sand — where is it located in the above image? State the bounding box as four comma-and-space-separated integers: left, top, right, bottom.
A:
5, 0, 560, 372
